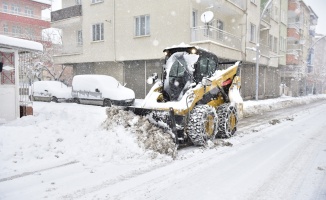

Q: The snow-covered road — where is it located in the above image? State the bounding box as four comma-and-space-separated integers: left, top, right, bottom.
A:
82, 100, 326, 200
0, 96, 326, 199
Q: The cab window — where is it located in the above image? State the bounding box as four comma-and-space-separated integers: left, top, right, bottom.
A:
195, 56, 217, 81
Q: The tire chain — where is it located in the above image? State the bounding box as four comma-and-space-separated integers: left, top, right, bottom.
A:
216, 104, 238, 138
186, 105, 217, 146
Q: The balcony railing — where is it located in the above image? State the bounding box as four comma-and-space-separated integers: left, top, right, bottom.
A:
51, 5, 82, 22
55, 45, 82, 56
0, 31, 46, 42
287, 44, 303, 51
191, 26, 242, 50
260, 43, 269, 57
0, 8, 48, 21
228, 0, 246, 10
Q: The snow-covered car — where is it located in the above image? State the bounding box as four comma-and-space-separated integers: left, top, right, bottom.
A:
31, 81, 72, 103
71, 75, 135, 106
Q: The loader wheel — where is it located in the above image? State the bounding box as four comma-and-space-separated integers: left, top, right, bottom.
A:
216, 104, 238, 138
186, 105, 218, 146
103, 99, 112, 107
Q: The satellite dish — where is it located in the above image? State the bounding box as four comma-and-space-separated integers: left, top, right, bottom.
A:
201, 11, 214, 23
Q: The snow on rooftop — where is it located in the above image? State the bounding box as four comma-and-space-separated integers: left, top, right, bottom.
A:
31, 0, 52, 6
0, 35, 43, 52
165, 42, 193, 49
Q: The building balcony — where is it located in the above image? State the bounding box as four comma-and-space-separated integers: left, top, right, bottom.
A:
260, 43, 270, 57
286, 54, 300, 65
309, 29, 316, 37
287, 44, 303, 52
0, 31, 47, 42
191, 26, 242, 51
287, 28, 300, 40
227, 0, 247, 10
51, 5, 82, 22
54, 45, 83, 56
0, 8, 48, 21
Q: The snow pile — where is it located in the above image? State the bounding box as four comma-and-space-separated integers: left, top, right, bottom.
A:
0, 103, 172, 179
243, 95, 326, 117
102, 107, 177, 158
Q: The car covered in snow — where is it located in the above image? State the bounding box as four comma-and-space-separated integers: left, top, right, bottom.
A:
71, 75, 135, 106
31, 81, 72, 103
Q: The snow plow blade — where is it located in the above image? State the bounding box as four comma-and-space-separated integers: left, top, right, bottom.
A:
125, 106, 179, 144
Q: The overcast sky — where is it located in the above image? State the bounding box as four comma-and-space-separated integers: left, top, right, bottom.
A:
50, 0, 61, 11
304, 0, 326, 35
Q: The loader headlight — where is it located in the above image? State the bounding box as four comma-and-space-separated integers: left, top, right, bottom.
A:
191, 48, 197, 54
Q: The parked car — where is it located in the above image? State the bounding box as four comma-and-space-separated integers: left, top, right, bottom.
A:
71, 75, 135, 106
31, 81, 72, 103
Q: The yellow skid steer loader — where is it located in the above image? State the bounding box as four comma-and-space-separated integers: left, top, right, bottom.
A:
127, 44, 243, 146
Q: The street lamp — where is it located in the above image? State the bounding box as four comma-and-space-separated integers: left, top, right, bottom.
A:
255, 0, 273, 100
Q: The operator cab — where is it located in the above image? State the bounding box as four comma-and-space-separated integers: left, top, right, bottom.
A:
162, 46, 219, 101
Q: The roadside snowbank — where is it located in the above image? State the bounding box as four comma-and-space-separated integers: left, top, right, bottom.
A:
0, 103, 172, 179
0, 95, 325, 180
243, 94, 326, 117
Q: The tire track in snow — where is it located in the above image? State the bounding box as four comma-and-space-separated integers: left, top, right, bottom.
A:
0, 161, 78, 183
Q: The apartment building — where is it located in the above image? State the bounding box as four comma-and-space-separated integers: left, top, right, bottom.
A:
0, 0, 50, 40
241, 0, 286, 99
284, 0, 318, 96
0, 0, 51, 84
51, 0, 285, 99
306, 34, 326, 94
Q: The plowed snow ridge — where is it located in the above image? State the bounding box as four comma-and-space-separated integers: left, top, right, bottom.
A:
102, 107, 177, 158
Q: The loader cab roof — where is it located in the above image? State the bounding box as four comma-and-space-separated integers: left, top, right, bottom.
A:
163, 46, 219, 63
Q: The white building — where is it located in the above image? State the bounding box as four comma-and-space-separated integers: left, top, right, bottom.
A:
51, 0, 285, 99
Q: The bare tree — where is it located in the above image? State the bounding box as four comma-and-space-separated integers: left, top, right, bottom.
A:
26, 28, 72, 85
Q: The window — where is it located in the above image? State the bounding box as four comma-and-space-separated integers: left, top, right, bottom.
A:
12, 25, 21, 36
216, 20, 224, 39
91, 0, 103, 4
3, 2, 8, 12
249, 23, 256, 42
273, 6, 278, 21
3, 24, 8, 34
77, 30, 83, 45
192, 10, 198, 28
25, 6, 33, 17
11, 4, 20, 14
92, 23, 104, 41
269, 34, 273, 51
273, 37, 278, 53
204, 21, 213, 37
76, 0, 82, 5
25, 28, 34, 38
135, 15, 150, 36
280, 9, 287, 24
195, 56, 217, 82
280, 37, 286, 52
